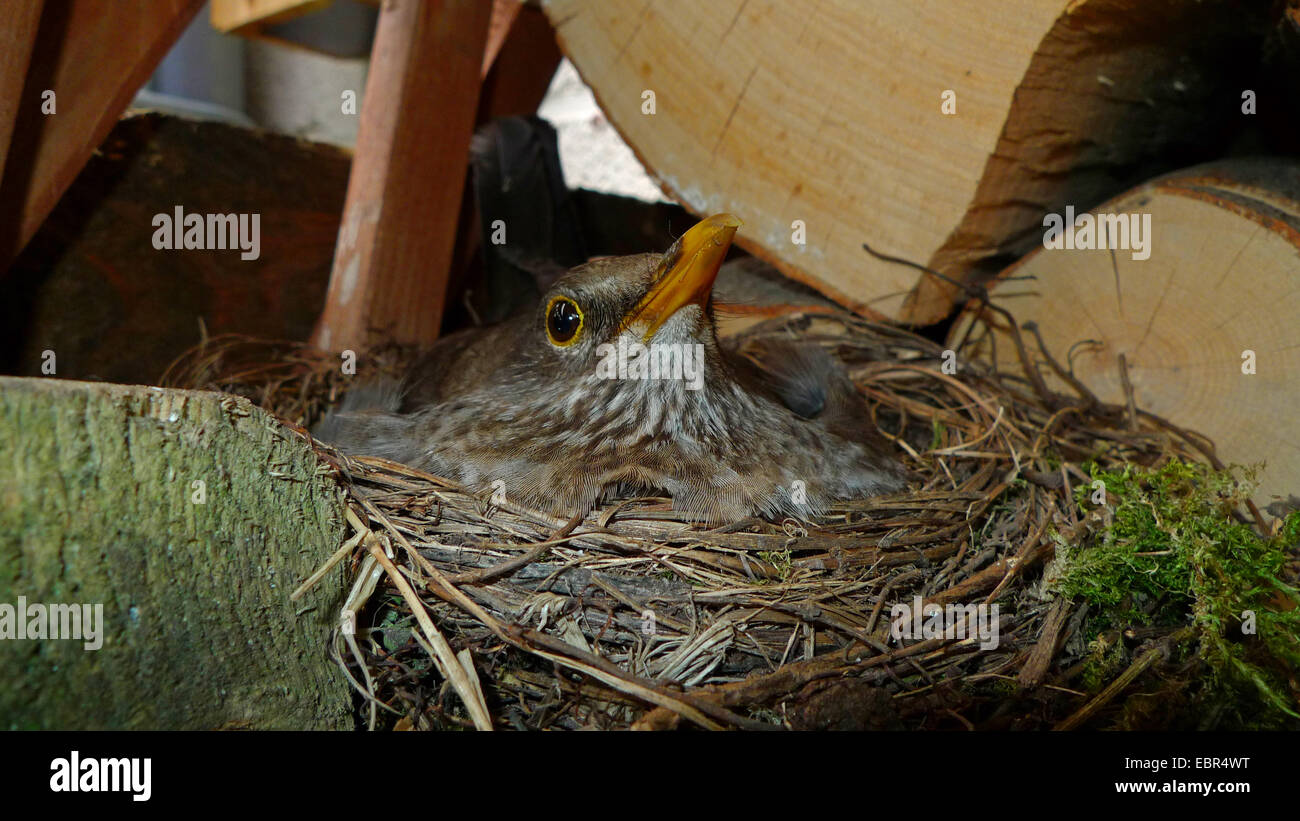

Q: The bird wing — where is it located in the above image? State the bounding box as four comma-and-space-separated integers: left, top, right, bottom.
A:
398, 321, 520, 411
726, 335, 891, 450
728, 336, 829, 418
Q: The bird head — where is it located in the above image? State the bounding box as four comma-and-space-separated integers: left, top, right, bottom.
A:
522, 213, 742, 380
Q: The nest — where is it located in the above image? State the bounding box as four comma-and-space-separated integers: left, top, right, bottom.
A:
162, 307, 1298, 730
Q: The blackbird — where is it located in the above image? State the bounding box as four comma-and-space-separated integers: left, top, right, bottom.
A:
315, 214, 907, 523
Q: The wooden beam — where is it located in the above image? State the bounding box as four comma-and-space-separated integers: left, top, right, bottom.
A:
312, 0, 492, 351
482, 0, 522, 78
0, 0, 204, 271
0, 0, 45, 186
477, 1, 562, 123
441, 2, 562, 320
210, 0, 331, 33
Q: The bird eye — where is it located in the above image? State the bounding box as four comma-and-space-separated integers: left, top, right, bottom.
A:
545, 296, 584, 346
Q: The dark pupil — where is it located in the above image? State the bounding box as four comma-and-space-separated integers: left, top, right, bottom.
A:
548, 299, 580, 342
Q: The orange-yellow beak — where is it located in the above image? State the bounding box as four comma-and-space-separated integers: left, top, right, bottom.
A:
622, 213, 741, 341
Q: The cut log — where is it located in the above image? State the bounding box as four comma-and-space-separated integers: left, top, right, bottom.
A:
541, 0, 1288, 324
0, 377, 351, 729
948, 158, 1300, 509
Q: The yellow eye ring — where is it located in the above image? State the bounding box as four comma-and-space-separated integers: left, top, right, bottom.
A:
545, 295, 584, 347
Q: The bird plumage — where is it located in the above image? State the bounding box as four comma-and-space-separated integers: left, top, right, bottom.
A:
314, 218, 906, 523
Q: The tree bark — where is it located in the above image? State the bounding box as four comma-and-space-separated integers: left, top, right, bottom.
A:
0, 377, 351, 729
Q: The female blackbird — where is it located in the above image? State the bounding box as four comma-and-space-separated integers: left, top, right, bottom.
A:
315, 214, 906, 523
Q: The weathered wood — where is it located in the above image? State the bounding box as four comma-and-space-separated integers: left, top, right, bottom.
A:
1, 113, 352, 385
0, 0, 204, 269
0, 0, 44, 185
542, 0, 1284, 324
949, 158, 1300, 508
312, 0, 492, 352
0, 377, 351, 730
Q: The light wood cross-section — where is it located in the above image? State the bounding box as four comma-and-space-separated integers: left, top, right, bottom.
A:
949, 159, 1300, 509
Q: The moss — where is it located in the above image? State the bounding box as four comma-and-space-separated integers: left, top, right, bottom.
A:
747, 706, 785, 726
1053, 460, 1300, 726
983, 677, 1019, 699
929, 418, 947, 450
1079, 631, 1126, 693
757, 548, 794, 581
373, 606, 414, 655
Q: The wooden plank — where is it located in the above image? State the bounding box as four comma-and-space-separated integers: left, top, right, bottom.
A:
482, 0, 523, 78
210, 0, 330, 33
478, 1, 562, 122
439, 2, 563, 316
312, 0, 492, 351
0, 0, 44, 186
0, 0, 204, 270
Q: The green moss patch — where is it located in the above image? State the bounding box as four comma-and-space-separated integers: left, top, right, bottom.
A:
1054, 460, 1299, 727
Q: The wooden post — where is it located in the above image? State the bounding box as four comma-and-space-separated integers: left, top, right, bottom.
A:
482, 0, 523, 78
439, 2, 563, 315
311, 0, 492, 352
